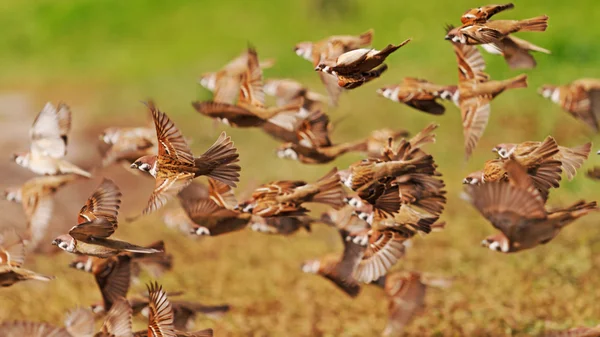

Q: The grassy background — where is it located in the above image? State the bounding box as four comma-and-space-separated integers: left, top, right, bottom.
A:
1, 0, 600, 336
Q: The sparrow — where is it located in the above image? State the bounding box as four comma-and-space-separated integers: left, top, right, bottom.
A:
539, 78, 600, 132
262, 109, 332, 146
449, 39, 528, 158
377, 271, 452, 337
445, 15, 549, 46
69, 241, 172, 284
12, 102, 92, 178
466, 159, 597, 253
199, 48, 275, 92
248, 215, 314, 235
263, 78, 327, 113
492, 139, 591, 180
3, 174, 78, 249
239, 168, 345, 217
52, 178, 162, 257
276, 138, 370, 164
98, 125, 157, 167
294, 29, 374, 105
315, 39, 411, 89
460, 3, 515, 25
131, 102, 240, 215
363, 128, 411, 159
301, 228, 364, 297
480, 36, 550, 69
131, 295, 230, 331
0, 307, 95, 337
193, 48, 303, 131
0, 229, 54, 287
377, 77, 457, 115
182, 179, 251, 236
96, 297, 134, 337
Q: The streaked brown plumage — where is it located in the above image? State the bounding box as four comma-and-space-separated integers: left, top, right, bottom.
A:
248, 215, 314, 235
445, 15, 549, 46
377, 78, 456, 115
460, 3, 515, 25
481, 35, 550, 69
539, 78, 600, 132
0, 307, 96, 337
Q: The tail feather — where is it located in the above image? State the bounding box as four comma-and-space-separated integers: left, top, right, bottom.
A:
527, 136, 560, 164
363, 64, 388, 81
505, 74, 528, 89
529, 159, 562, 201
312, 168, 345, 208
410, 123, 439, 150
373, 185, 401, 218
123, 245, 162, 255
518, 15, 549, 32
194, 132, 241, 187
558, 142, 591, 180
359, 29, 374, 46
550, 200, 598, 227
129, 241, 166, 259
377, 39, 411, 58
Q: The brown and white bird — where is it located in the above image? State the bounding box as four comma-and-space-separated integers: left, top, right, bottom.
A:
466, 159, 597, 253
0, 229, 54, 287
315, 39, 411, 89
130, 102, 240, 216
3, 174, 78, 249
460, 3, 515, 25
52, 178, 161, 257
263, 78, 327, 114
193, 48, 302, 131
199, 49, 275, 92
240, 168, 345, 217
99, 125, 157, 168
248, 215, 315, 235
294, 29, 374, 105
539, 79, 600, 132
492, 139, 591, 180
377, 271, 452, 337
449, 39, 528, 158
480, 35, 550, 69
12, 102, 92, 178
79, 254, 132, 314
377, 78, 457, 115
182, 178, 251, 236
0, 307, 95, 337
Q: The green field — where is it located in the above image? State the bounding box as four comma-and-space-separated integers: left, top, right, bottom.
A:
1, 1, 600, 336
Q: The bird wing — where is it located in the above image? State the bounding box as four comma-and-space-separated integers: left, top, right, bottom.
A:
353, 230, 407, 283
0, 230, 26, 267
29, 102, 71, 159
238, 47, 266, 107
78, 178, 122, 226
69, 218, 117, 242
101, 297, 133, 337
95, 255, 131, 312
64, 308, 95, 337
460, 96, 491, 159
452, 42, 487, 82
0, 321, 71, 337
149, 102, 195, 167
147, 282, 177, 337
142, 173, 194, 215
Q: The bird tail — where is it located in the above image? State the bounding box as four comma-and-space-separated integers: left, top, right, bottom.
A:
377, 39, 411, 58
558, 142, 591, 180
312, 168, 345, 209
57, 160, 93, 178
359, 29, 374, 46
123, 244, 162, 255
194, 132, 241, 187
363, 64, 388, 81
550, 200, 598, 227
504, 74, 528, 89
518, 15, 549, 32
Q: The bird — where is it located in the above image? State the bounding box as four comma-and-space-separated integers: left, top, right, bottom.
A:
52, 178, 162, 257
81, 254, 132, 314
480, 35, 550, 69
239, 168, 345, 217
377, 271, 452, 337
98, 125, 157, 168
0, 229, 54, 287
492, 138, 591, 180
130, 102, 240, 216
3, 174, 79, 249
460, 3, 515, 25
448, 38, 528, 158
248, 215, 315, 235
466, 136, 563, 201
315, 39, 411, 89
182, 178, 251, 236
262, 109, 331, 147
539, 78, 600, 132
263, 78, 327, 113
276, 134, 374, 164
294, 29, 374, 105
445, 15, 549, 47
193, 47, 303, 131
0, 307, 95, 337
12, 102, 92, 178
466, 159, 597, 253
377, 77, 457, 115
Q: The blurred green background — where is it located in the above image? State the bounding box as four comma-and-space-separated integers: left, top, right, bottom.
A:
1, 0, 600, 336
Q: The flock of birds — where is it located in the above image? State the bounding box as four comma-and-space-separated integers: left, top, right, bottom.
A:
2, 2, 600, 336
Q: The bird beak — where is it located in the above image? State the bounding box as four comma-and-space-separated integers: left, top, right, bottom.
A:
444, 35, 451, 40
491, 147, 498, 153
462, 178, 471, 184
130, 163, 138, 169
314, 67, 320, 71
51, 239, 58, 246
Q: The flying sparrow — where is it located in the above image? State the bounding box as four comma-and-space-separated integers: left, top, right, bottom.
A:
12, 102, 92, 178
315, 39, 411, 89
3, 174, 79, 249
131, 102, 240, 216
377, 77, 457, 115
539, 78, 600, 132
52, 178, 162, 257
0, 229, 54, 287
240, 168, 345, 217
99, 125, 157, 167
492, 139, 591, 180
466, 159, 597, 253
445, 15, 548, 46
199, 48, 274, 92
460, 3, 515, 25
449, 39, 528, 158
194, 48, 303, 131
263, 78, 327, 113
480, 35, 550, 69
262, 109, 331, 146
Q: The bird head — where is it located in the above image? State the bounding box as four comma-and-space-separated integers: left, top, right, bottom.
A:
481, 234, 510, 253
492, 144, 514, 159
198, 72, 217, 91
294, 42, 313, 62
538, 85, 559, 102
376, 86, 400, 101
130, 155, 157, 177
52, 235, 76, 252
12, 152, 29, 167
463, 170, 483, 185
276, 144, 298, 161
3, 187, 21, 202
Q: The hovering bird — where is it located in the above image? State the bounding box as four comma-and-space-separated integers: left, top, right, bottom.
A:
240, 168, 345, 217
52, 178, 162, 257
193, 48, 303, 131
492, 138, 591, 180
294, 29, 374, 105
315, 39, 411, 89
131, 102, 240, 216
3, 174, 79, 249
448, 39, 528, 158
0, 230, 54, 287
98, 125, 157, 168
377, 78, 457, 115
480, 36, 550, 69
0, 307, 95, 337
539, 79, 600, 132
466, 159, 597, 253
460, 3, 515, 25
12, 102, 92, 178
